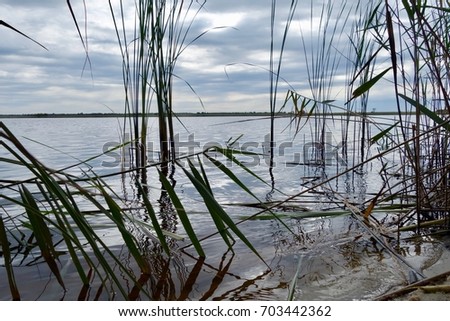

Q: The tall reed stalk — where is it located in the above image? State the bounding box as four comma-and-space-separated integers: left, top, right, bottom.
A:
109, 0, 206, 177
267, 0, 298, 196
368, 0, 450, 230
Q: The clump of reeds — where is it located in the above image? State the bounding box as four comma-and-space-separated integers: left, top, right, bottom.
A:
366, 0, 450, 232
1, 1, 276, 300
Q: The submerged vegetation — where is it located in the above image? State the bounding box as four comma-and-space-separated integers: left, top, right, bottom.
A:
1, 0, 450, 300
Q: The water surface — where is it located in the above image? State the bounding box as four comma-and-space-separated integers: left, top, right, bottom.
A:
1, 116, 448, 300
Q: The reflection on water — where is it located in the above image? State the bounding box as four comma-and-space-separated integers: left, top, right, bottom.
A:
1, 117, 449, 300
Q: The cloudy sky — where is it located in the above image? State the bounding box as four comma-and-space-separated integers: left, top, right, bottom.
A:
0, 0, 394, 115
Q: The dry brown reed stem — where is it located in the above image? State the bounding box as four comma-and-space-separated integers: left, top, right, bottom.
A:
375, 269, 450, 301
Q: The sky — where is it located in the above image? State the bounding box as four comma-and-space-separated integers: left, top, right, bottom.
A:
0, 0, 395, 115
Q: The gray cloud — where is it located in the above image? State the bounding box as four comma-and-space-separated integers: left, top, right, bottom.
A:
0, 0, 395, 114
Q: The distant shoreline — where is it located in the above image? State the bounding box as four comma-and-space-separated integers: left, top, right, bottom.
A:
0, 111, 410, 119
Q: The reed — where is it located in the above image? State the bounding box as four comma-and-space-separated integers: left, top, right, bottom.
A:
282, 0, 450, 233
361, 0, 450, 232
108, 0, 195, 177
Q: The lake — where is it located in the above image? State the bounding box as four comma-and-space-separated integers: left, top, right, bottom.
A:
1, 116, 449, 300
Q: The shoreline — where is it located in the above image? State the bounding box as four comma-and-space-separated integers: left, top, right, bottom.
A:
0, 111, 411, 119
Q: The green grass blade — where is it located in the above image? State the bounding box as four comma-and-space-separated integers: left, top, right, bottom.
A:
203, 153, 259, 201
213, 147, 275, 190
401, 0, 414, 19
0, 216, 20, 300
2, 122, 152, 298
351, 67, 391, 100
205, 148, 297, 234
64, 183, 150, 299
20, 185, 66, 291
35, 183, 89, 286
184, 159, 233, 248
99, 186, 150, 274
399, 93, 450, 132
0, 20, 48, 50
179, 161, 267, 266
196, 155, 214, 195
158, 168, 205, 257
32, 173, 137, 299
370, 121, 399, 145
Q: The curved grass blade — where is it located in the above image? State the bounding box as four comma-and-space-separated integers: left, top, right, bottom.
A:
350, 67, 392, 101
158, 168, 205, 257
66, 0, 92, 77
99, 185, 150, 274
20, 185, 66, 291
59, 180, 152, 299
212, 146, 276, 190
203, 152, 297, 233
370, 121, 399, 145
196, 155, 214, 196
36, 183, 89, 287
184, 159, 233, 248
203, 153, 258, 200
399, 93, 450, 132
179, 160, 267, 266
19, 172, 139, 299
51, 181, 139, 299
0, 20, 48, 50
0, 216, 20, 300
21, 135, 131, 174
2, 122, 152, 298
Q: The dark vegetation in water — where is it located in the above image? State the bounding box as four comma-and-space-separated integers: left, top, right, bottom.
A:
1, 0, 450, 300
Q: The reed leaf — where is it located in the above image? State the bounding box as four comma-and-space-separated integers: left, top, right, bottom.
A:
0, 216, 20, 300
51, 181, 136, 299
399, 93, 450, 132
183, 159, 233, 248
196, 155, 214, 196
99, 186, 150, 274
0, 20, 48, 50
20, 185, 66, 291
180, 159, 267, 266
203, 153, 259, 201
350, 67, 391, 101
212, 147, 273, 189
158, 168, 205, 257
370, 121, 399, 145
402, 0, 414, 20
203, 152, 297, 235
51, 188, 91, 287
